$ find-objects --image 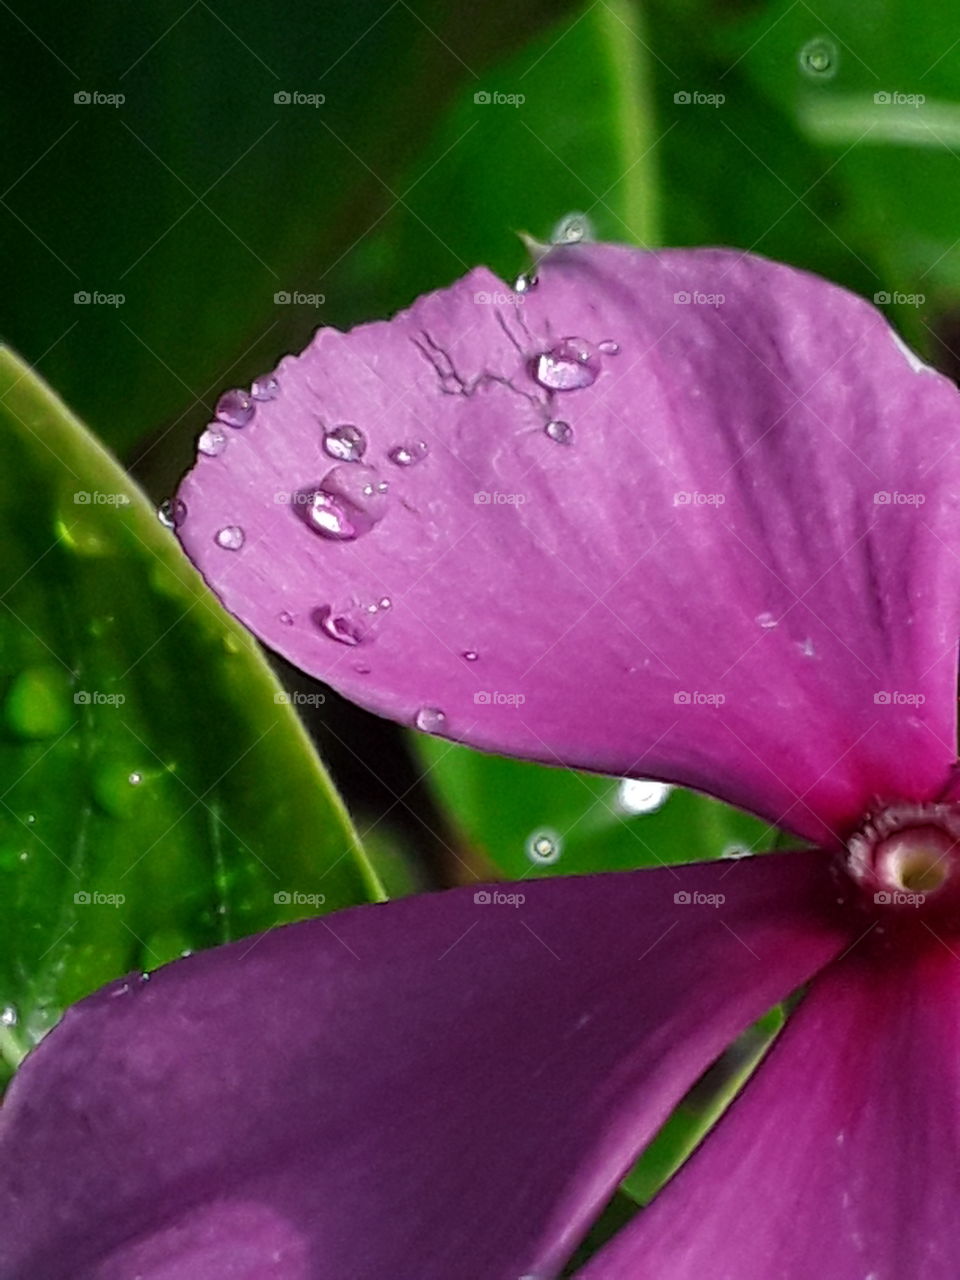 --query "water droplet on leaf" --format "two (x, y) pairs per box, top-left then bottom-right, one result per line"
(5, 665), (73, 740)
(799, 36), (837, 79)
(157, 498), (187, 529)
(527, 830), (562, 864)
